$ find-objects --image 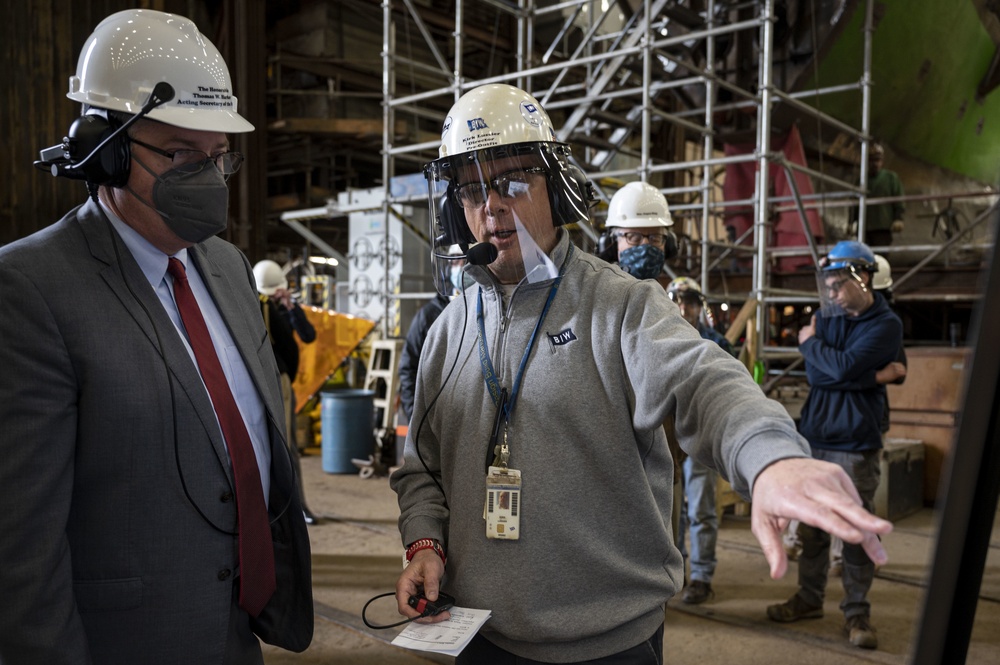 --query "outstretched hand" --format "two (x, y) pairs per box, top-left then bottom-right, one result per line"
(751, 457), (892, 579)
